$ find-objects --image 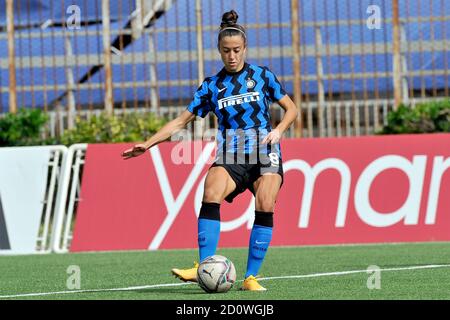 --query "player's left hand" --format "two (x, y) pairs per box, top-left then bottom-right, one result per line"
(262, 129), (281, 145)
(121, 144), (147, 159)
